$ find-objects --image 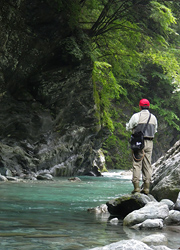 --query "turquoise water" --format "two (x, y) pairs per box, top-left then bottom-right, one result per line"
(0, 171), (179, 250)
